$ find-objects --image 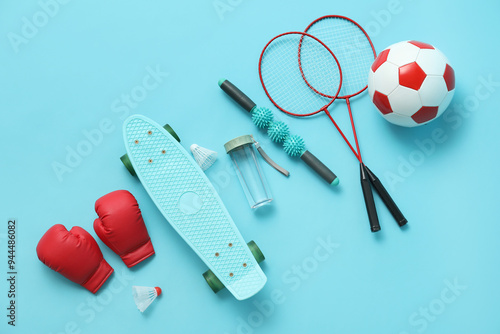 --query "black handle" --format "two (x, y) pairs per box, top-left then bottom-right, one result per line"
(219, 79), (256, 113)
(360, 163), (380, 232)
(364, 165), (407, 227)
(300, 150), (339, 186)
